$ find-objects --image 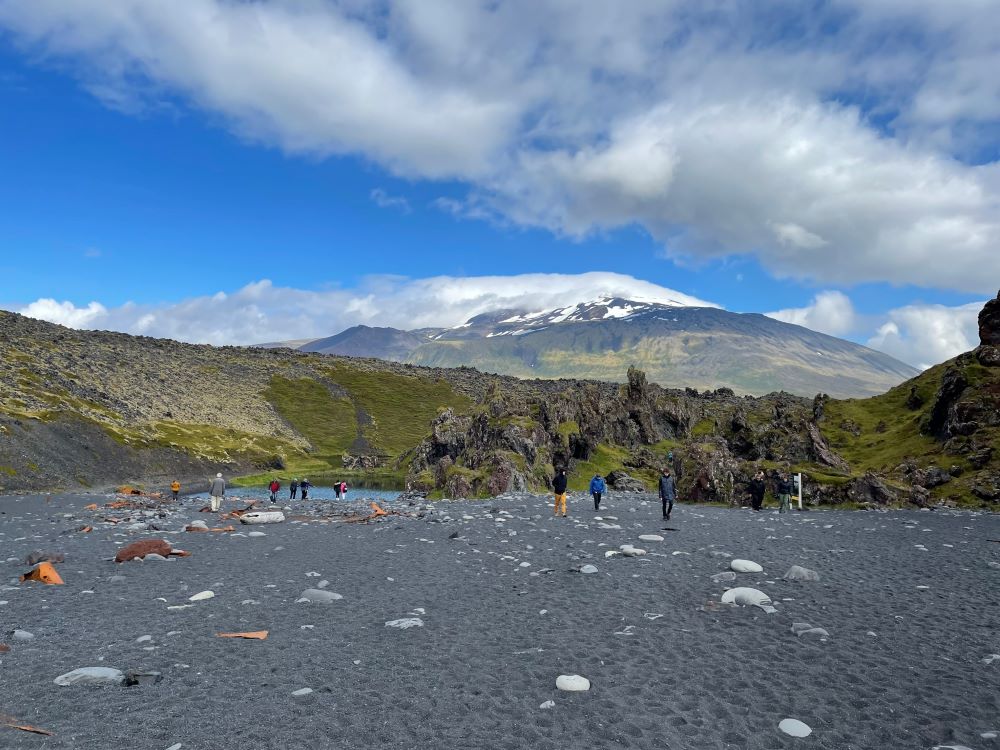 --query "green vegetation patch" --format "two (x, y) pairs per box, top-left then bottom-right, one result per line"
(264, 376), (358, 461)
(324, 364), (474, 456)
